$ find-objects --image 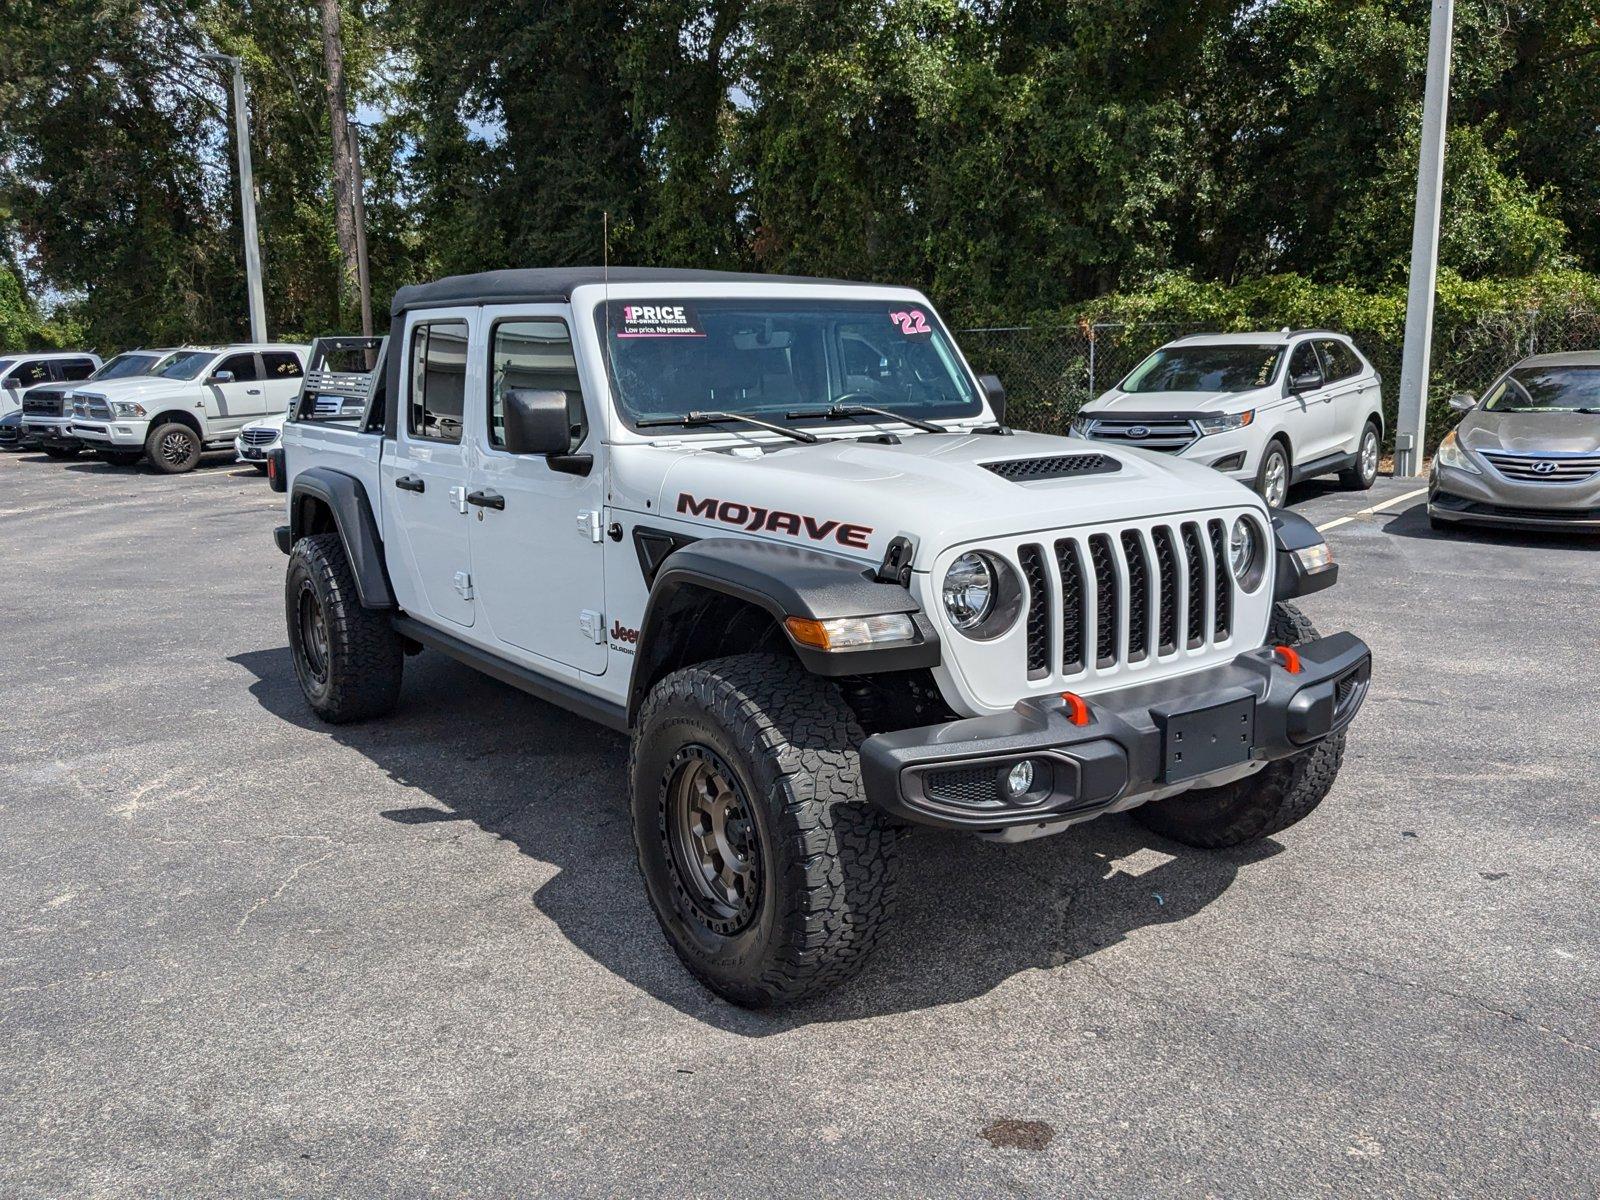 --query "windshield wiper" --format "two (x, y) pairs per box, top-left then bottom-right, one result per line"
(636, 410), (820, 444)
(786, 403), (945, 434)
